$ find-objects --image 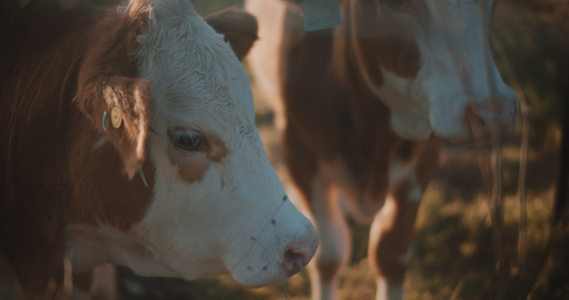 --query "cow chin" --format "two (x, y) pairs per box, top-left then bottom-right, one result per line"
(223, 220), (318, 287)
(123, 247), (297, 288)
(431, 117), (514, 147)
(429, 113), (486, 146)
(429, 97), (518, 146)
(227, 263), (291, 288)
(128, 257), (291, 288)
(125, 187), (318, 287)
(123, 235), (303, 288)
(225, 236), (318, 287)
(222, 205), (318, 286)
